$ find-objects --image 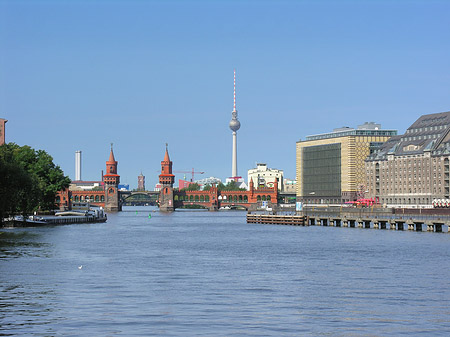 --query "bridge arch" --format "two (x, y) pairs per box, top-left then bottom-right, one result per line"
(120, 191), (158, 206)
